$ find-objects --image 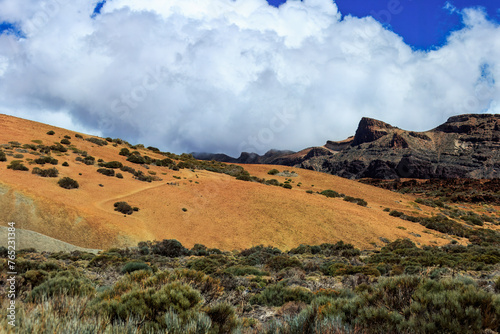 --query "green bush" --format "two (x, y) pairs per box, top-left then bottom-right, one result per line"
(119, 148), (130, 156)
(343, 196), (368, 206)
(32, 167), (58, 177)
(205, 302), (239, 334)
(250, 282), (313, 306)
(49, 143), (67, 152)
(320, 189), (341, 198)
(7, 160), (29, 171)
(28, 270), (95, 302)
(75, 133), (83, 138)
(152, 239), (189, 257)
(94, 281), (202, 323)
(224, 265), (269, 276)
(98, 161), (123, 169)
(85, 137), (108, 146)
(268, 169), (279, 175)
(60, 138), (71, 145)
(0, 150), (6, 162)
(116, 173), (123, 179)
(34, 156), (58, 165)
(62, 161), (69, 167)
(121, 261), (151, 274)
(46, 130), (55, 135)
(127, 154), (146, 164)
(114, 201), (133, 215)
(97, 168), (115, 177)
(58, 177), (79, 189)
(266, 255), (302, 272)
